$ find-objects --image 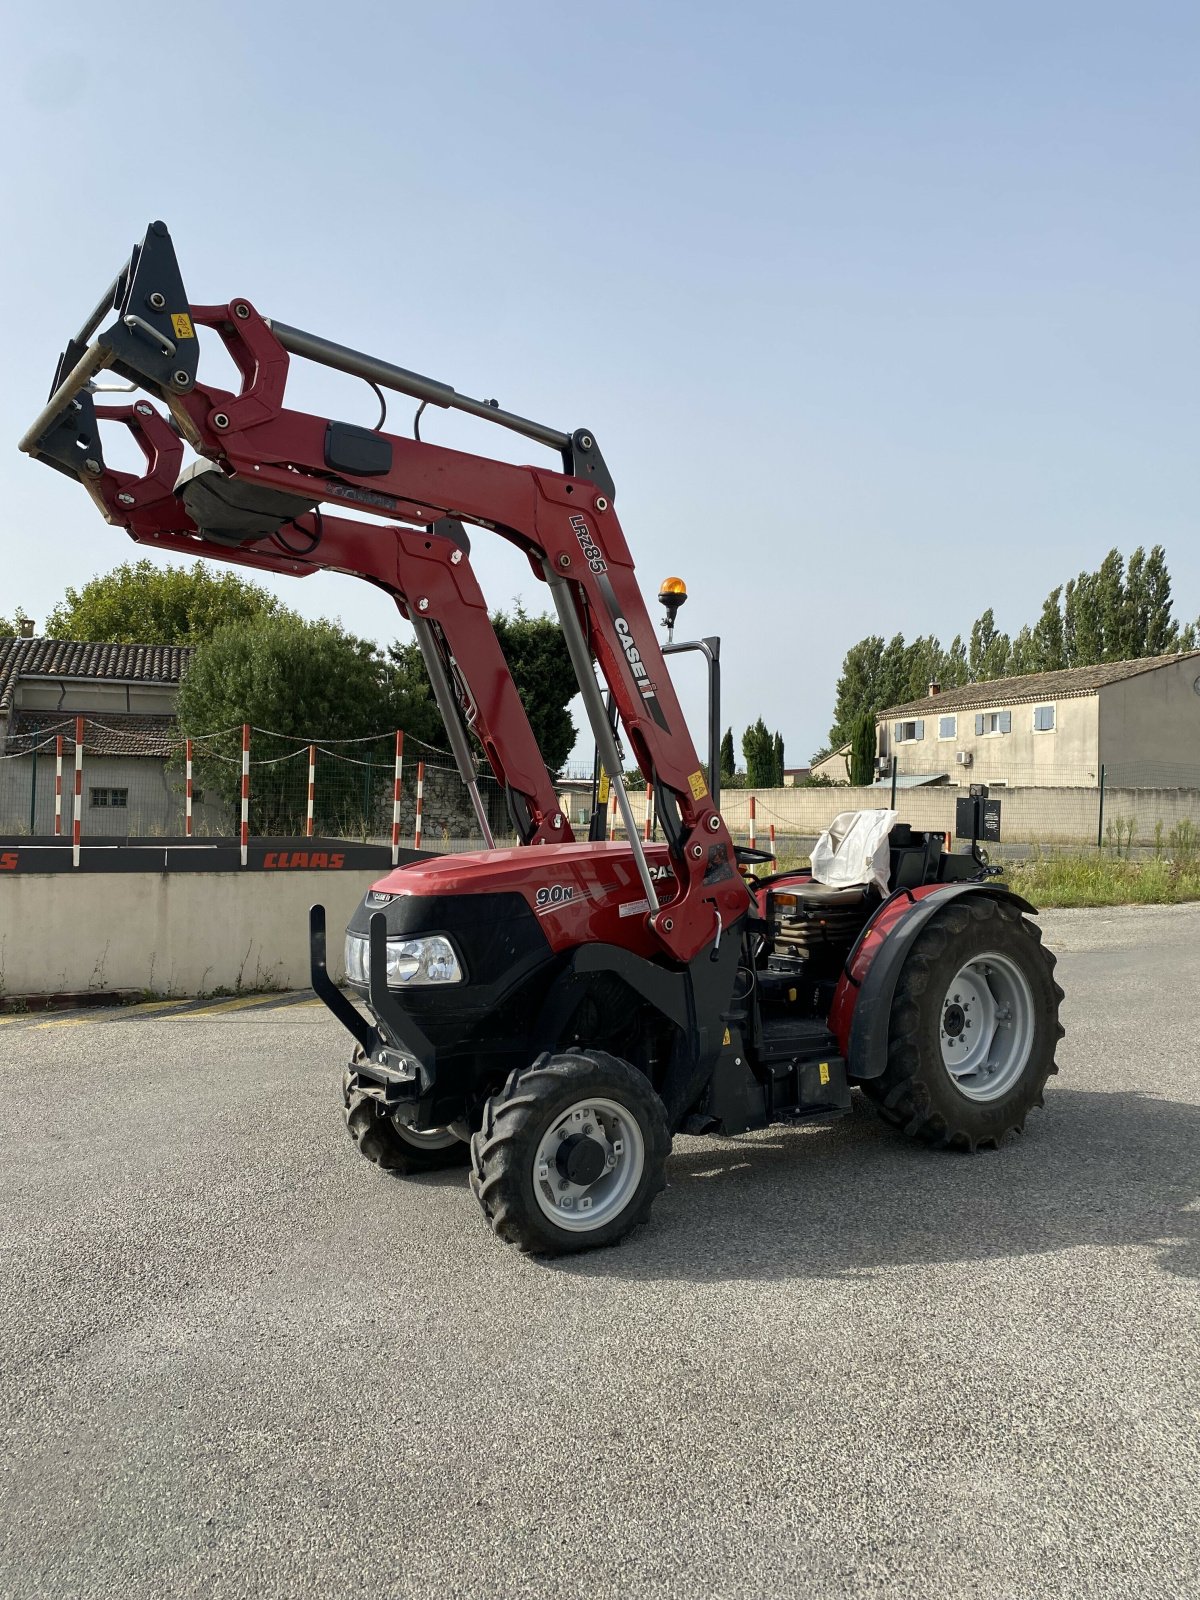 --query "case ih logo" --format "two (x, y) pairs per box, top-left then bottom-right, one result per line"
(615, 616), (658, 702)
(570, 514), (606, 574)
